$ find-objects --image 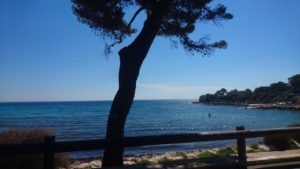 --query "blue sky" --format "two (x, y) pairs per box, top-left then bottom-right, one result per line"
(0, 0), (300, 102)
